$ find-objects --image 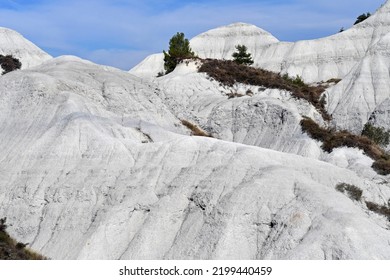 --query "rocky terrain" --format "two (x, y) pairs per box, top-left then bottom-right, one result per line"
(0, 1), (390, 260)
